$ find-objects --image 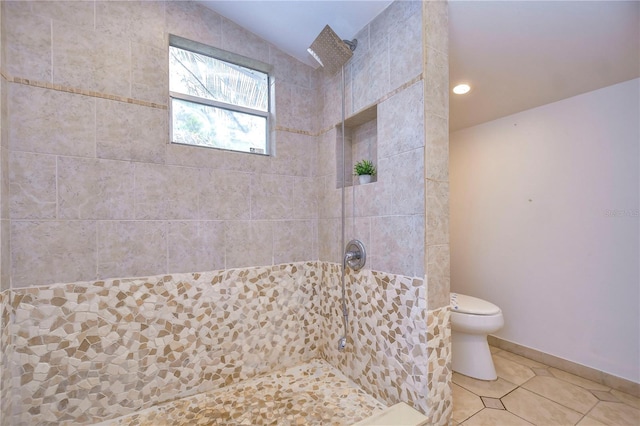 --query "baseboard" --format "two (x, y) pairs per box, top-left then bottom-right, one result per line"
(488, 335), (640, 398)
